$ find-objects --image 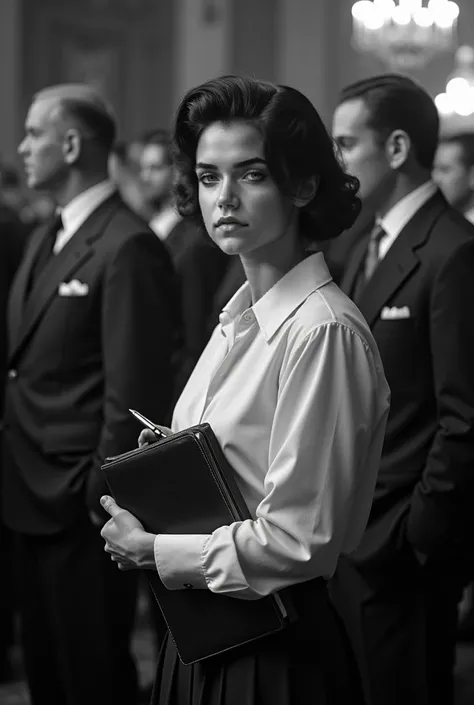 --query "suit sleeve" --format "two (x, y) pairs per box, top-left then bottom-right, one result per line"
(86, 230), (179, 515)
(406, 238), (474, 560)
